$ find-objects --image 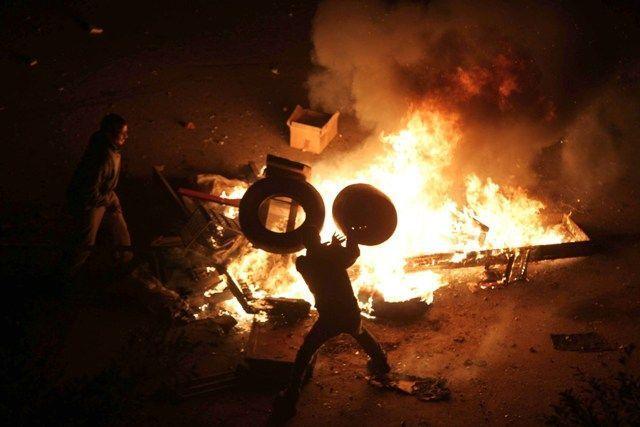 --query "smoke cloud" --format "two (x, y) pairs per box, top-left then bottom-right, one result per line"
(307, 0), (640, 202)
